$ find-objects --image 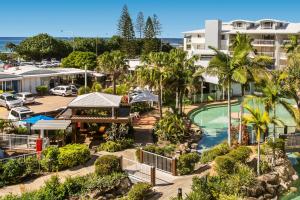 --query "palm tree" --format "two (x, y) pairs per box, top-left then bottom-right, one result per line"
(284, 35), (299, 54)
(97, 50), (128, 94)
(206, 40), (251, 146)
(243, 104), (282, 175)
(166, 49), (199, 115)
(138, 52), (170, 118)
